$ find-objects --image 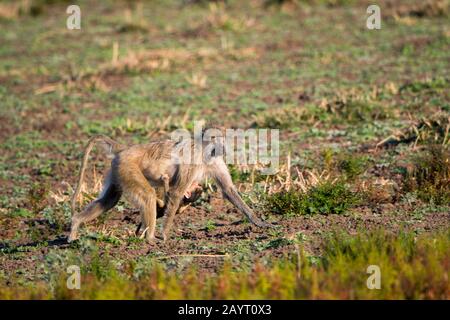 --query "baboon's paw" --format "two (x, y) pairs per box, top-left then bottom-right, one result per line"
(145, 234), (162, 244)
(67, 234), (79, 243)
